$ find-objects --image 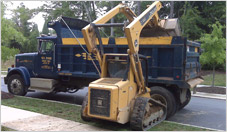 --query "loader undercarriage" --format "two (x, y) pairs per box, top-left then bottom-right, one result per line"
(130, 96), (167, 130)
